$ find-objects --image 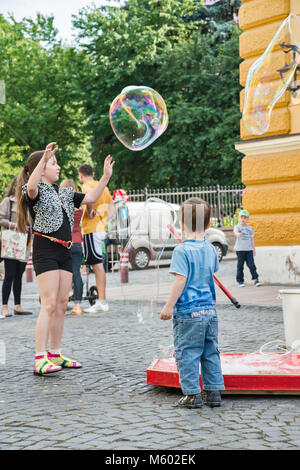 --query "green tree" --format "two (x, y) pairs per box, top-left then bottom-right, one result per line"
(73, 0), (242, 189)
(0, 140), (27, 196)
(0, 0), (243, 195)
(72, 0), (200, 185)
(0, 14), (91, 194)
(188, 0), (241, 40)
(151, 27), (242, 186)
